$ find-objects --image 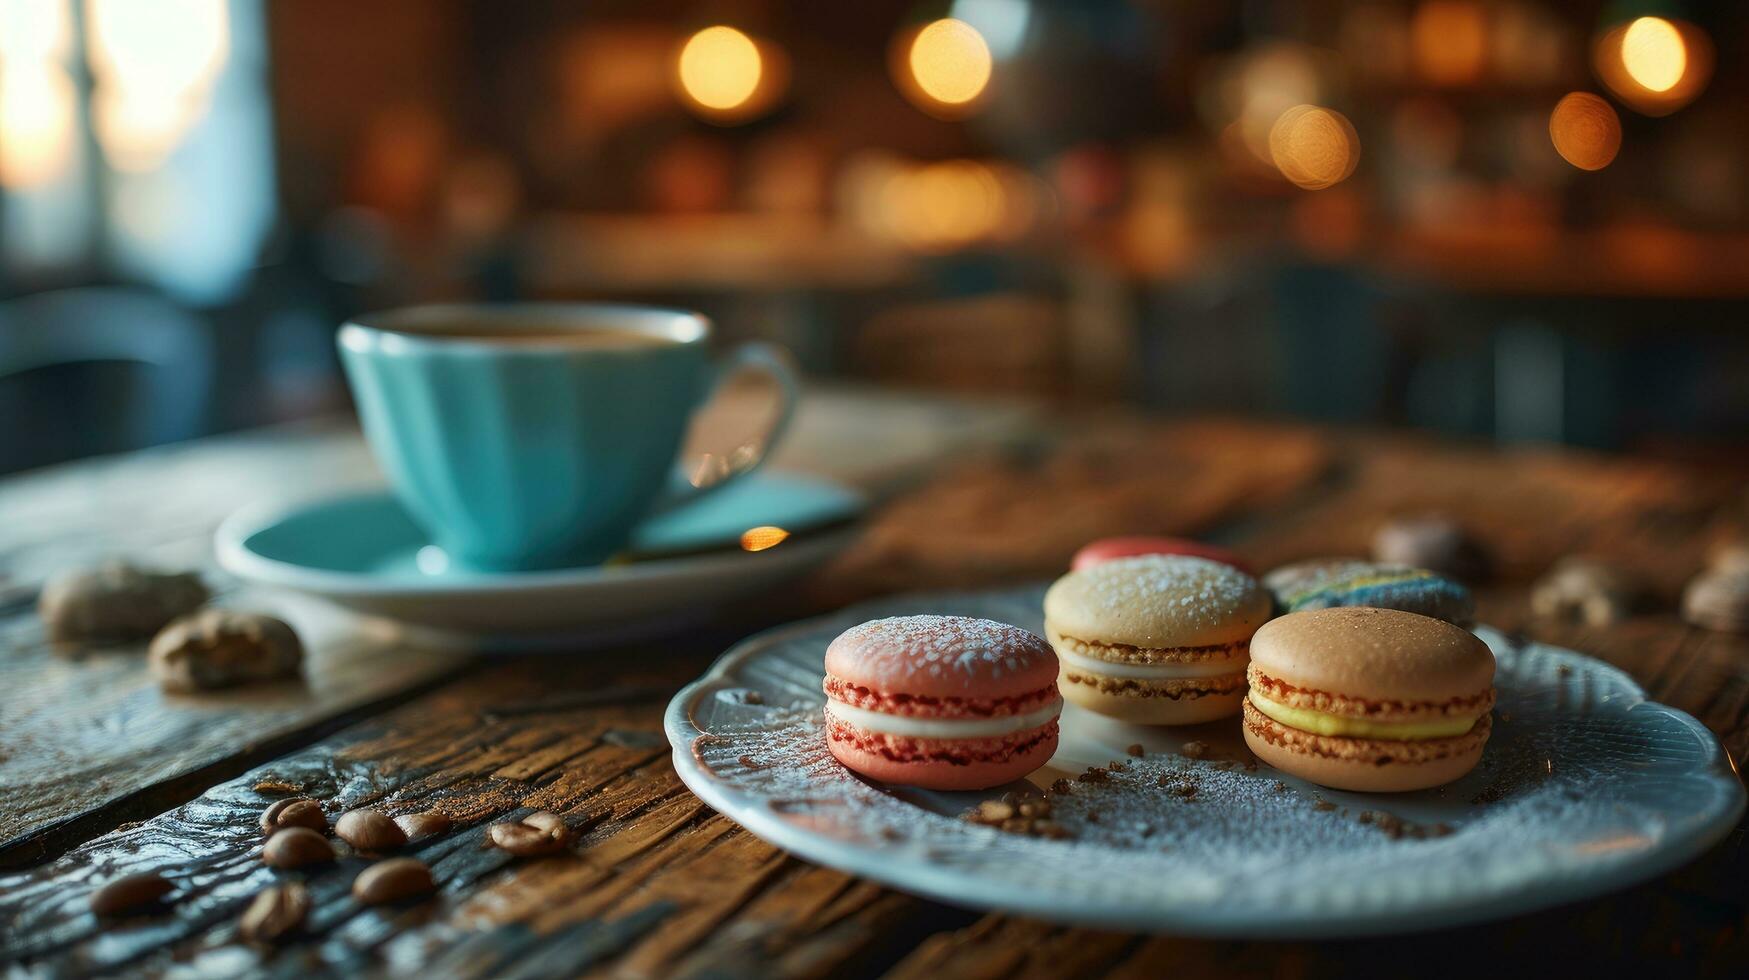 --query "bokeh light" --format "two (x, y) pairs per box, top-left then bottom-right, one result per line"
(675, 26), (786, 123)
(1593, 17), (1711, 117)
(740, 526), (791, 552)
(87, 0), (231, 172)
(678, 27), (761, 111)
(1269, 105), (1360, 190)
(1621, 17), (1685, 93)
(898, 18), (992, 116)
(1548, 92), (1620, 171)
(882, 159), (1006, 251)
(1411, 1), (1487, 86)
